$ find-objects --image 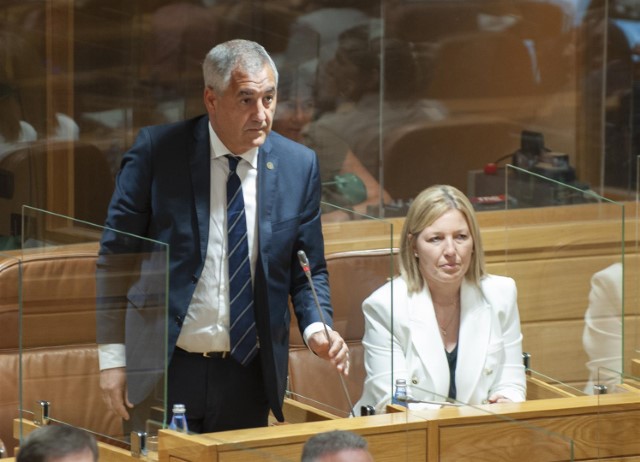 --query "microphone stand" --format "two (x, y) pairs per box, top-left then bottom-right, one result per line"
(297, 250), (356, 417)
(397, 395), (462, 407)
